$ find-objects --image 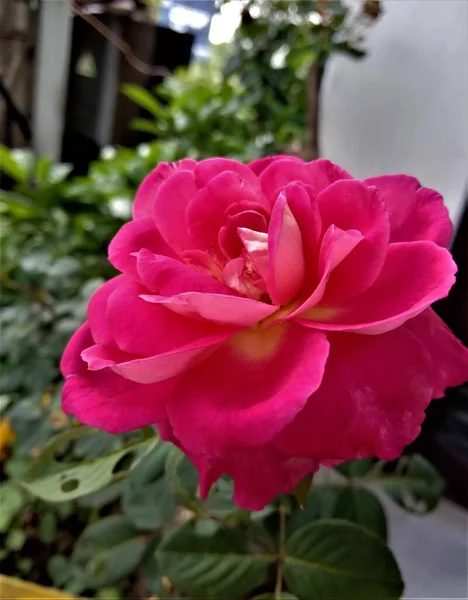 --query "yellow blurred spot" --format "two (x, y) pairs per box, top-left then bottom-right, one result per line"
(0, 418), (16, 460)
(301, 305), (339, 321)
(41, 392), (53, 407)
(230, 323), (286, 361)
(0, 574), (84, 599)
